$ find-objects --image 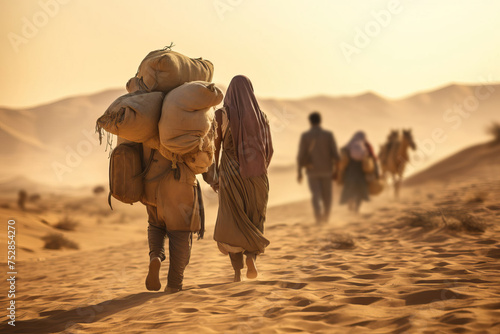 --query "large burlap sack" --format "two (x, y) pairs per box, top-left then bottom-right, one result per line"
(133, 48), (214, 93)
(159, 81), (223, 156)
(96, 91), (164, 144)
(156, 163), (201, 232)
(183, 130), (215, 174)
